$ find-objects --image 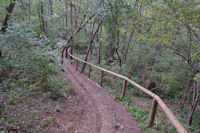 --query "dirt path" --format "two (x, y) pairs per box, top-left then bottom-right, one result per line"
(63, 59), (140, 133)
